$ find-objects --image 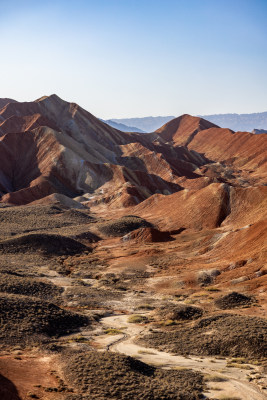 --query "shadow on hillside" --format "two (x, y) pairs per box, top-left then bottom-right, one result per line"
(0, 373), (21, 400)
